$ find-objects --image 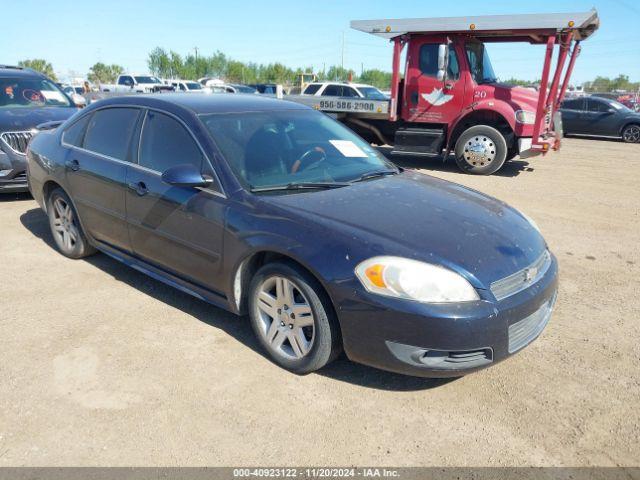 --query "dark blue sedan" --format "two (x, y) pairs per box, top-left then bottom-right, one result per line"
(26, 94), (558, 377)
